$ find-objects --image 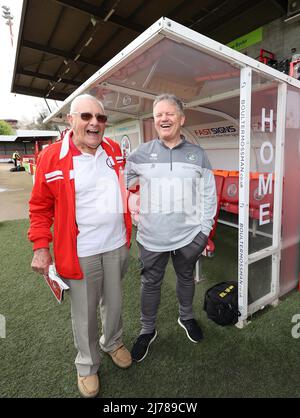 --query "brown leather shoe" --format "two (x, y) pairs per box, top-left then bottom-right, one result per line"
(77, 374), (100, 398)
(108, 344), (132, 369)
